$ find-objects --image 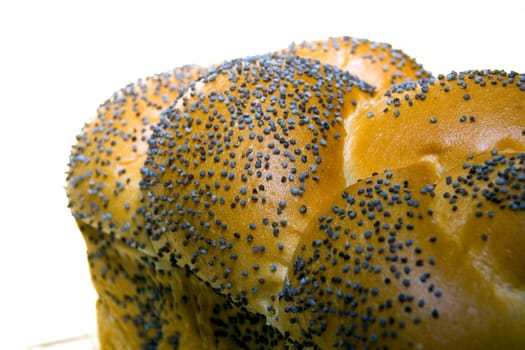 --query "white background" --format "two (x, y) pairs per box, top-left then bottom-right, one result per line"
(1, 0), (523, 348)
